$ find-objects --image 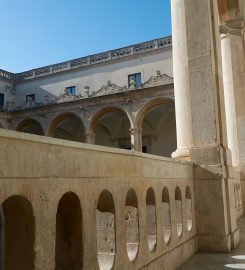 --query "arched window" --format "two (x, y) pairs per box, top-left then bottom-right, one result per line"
(146, 188), (157, 252)
(186, 186), (192, 231)
(55, 192), (83, 270)
(96, 190), (115, 270)
(175, 187), (183, 238)
(2, 195), (35, 270)
(125, 189), (139, 262)
(162, 187), (171, 244)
